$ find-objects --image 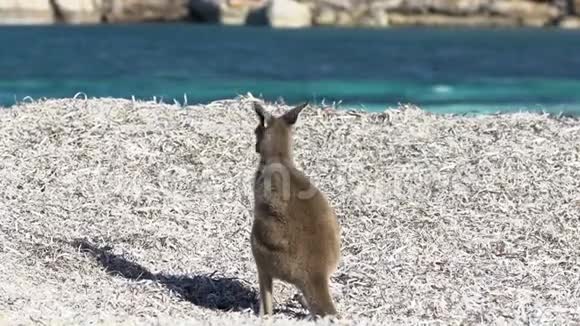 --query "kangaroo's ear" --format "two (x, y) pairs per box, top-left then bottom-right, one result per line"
(282, 102), (308, 125)
(254, 102), (270, 127)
